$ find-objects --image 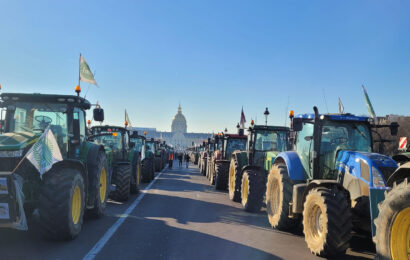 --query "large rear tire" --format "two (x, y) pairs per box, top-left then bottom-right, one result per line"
(241, 169), (266, 212)
(266, 163), (297, 230)
(141, 159), (151, 183)
(110, 164), (131, 201)
(215, 162), (229, 190)
(228, 157), (242, 202)
(87, 151), (109, 218)
(374, 179), (410, 260)
(39, 168), (85, 240)
(303, 187), (352, 257)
